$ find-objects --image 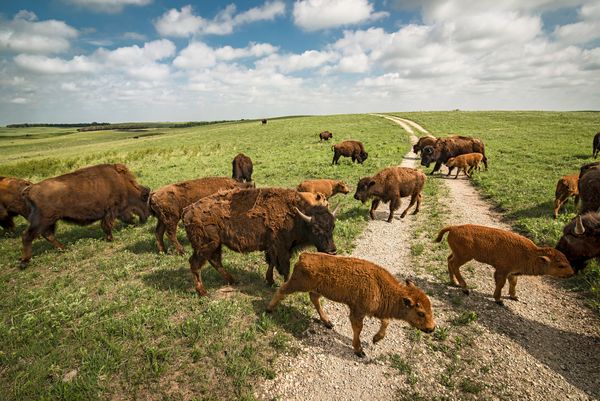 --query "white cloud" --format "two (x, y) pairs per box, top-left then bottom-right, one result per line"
(10, 97), (29, 104)
(0, 11), (78, 54)
(257, 50), (338, 73)
(14, 54), (98, 74)
(215, 43), (279, 61)
(64, 0), (152, 13)
(154, 1), (285, 37)
(554, 3), (600, 44)
(174, 41), (278, 69)
(122, 32), (147, 41)
(293, 0), (388, 31)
